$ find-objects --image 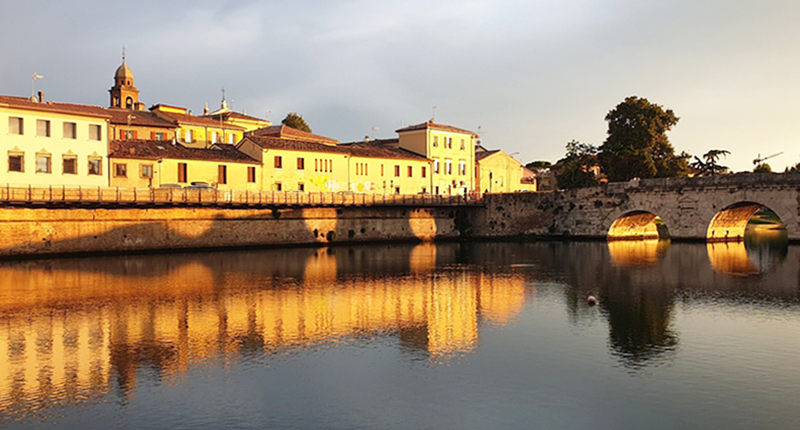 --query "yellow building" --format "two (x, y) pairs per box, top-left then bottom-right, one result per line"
(0, 95), (110, 187)
(238, 126), (432, 194)
(476, 149), (537, 193)
(203, 97), (271, 132)
(338, 139), (432, 194)
(109, 140), (260, 190)
(151, 104), (246, 149)
(396, 120), (478, 195)
(237, 126), (349, 192)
